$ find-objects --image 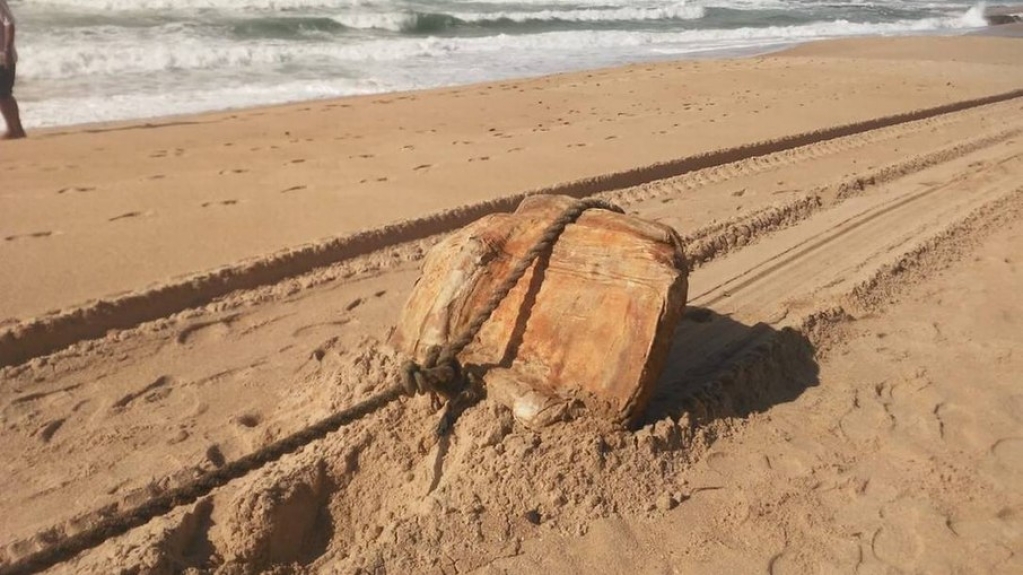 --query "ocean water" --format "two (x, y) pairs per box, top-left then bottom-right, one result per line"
(9, 0), (988, 128)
